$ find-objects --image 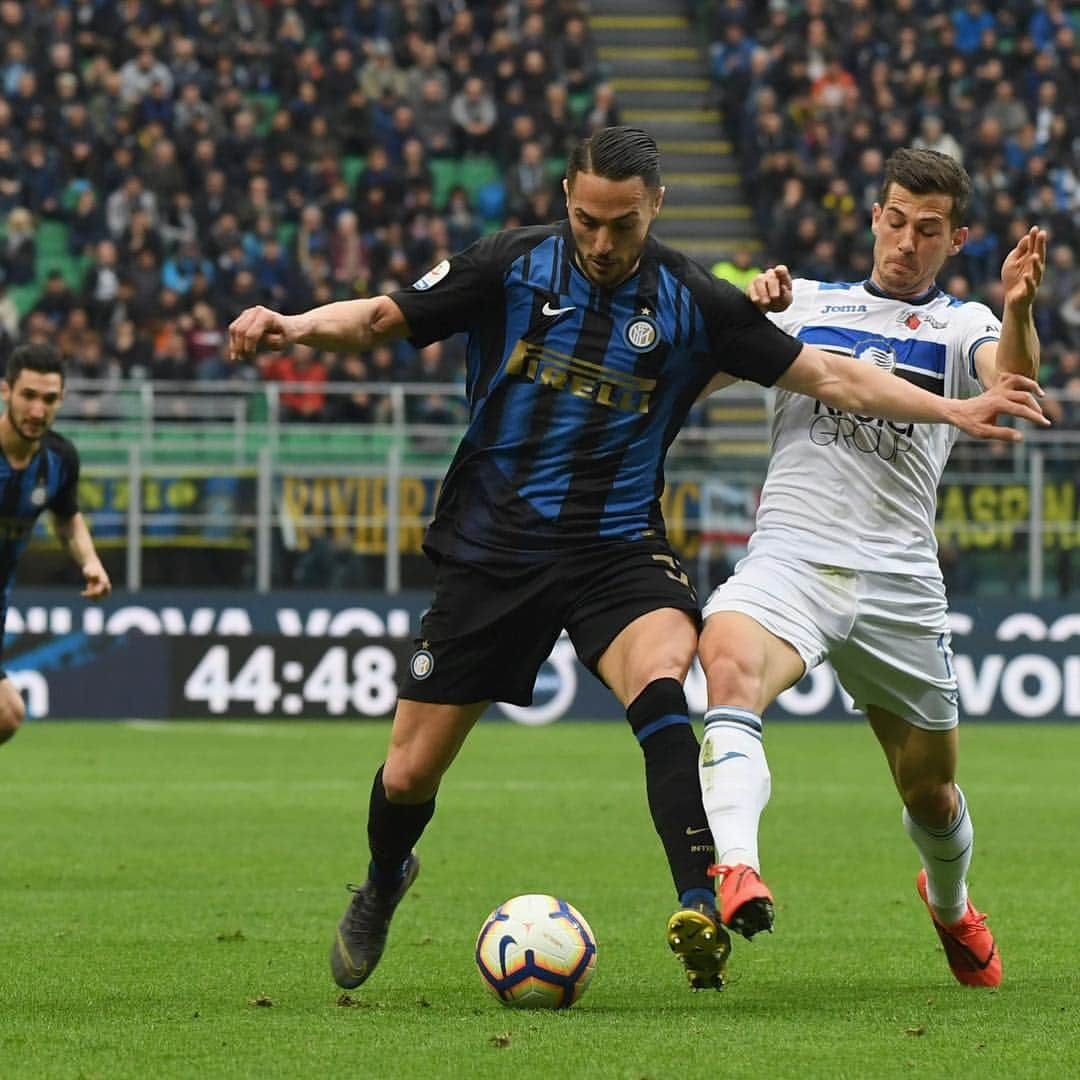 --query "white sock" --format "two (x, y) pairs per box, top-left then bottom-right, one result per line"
(699, 707), (771, 871)
(903, 785), (973, 926)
